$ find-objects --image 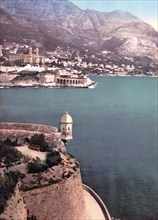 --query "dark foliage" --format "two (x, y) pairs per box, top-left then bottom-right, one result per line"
(3, 137), (19, 147)
(3, 138), (12, 146)
(0, 141), (22, 165)
(29, 134), (49, 152)
(12, 74), (39, 82)
(27, 157), (48, 173)
(27, 151), (62, 173)
(46, 151), (61, 167)
(0, 171), (20, 214)
(27, 215), (37, 220)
